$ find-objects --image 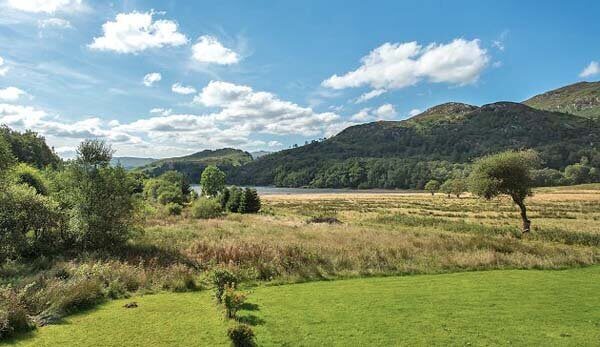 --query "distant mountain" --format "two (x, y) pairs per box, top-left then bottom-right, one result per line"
(250, 151), (271, 159)
(231, 101), (600, 188)
(111, 157), (156, 169)
(524, 81), (600, 119)
(138, 148), (253, 183)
